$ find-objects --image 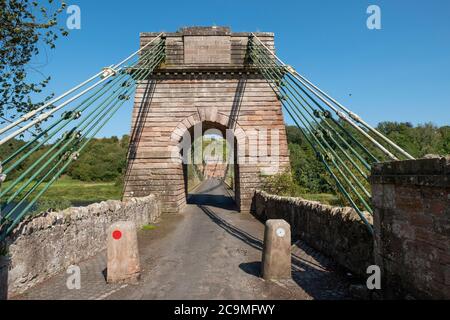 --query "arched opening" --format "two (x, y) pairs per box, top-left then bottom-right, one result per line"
(179, 121), (239, 211)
